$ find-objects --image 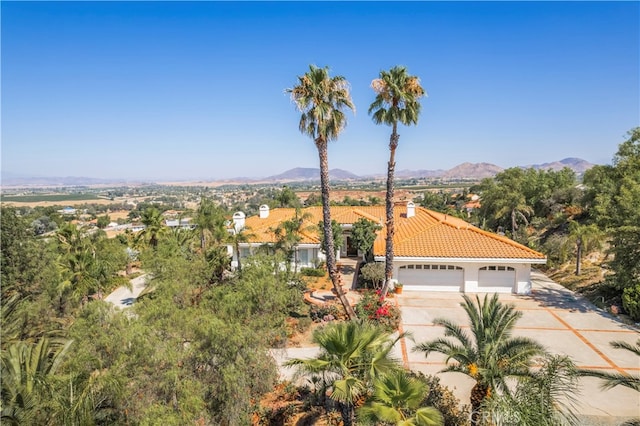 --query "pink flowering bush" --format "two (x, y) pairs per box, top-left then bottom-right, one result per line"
(354, 290), (401, 332)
